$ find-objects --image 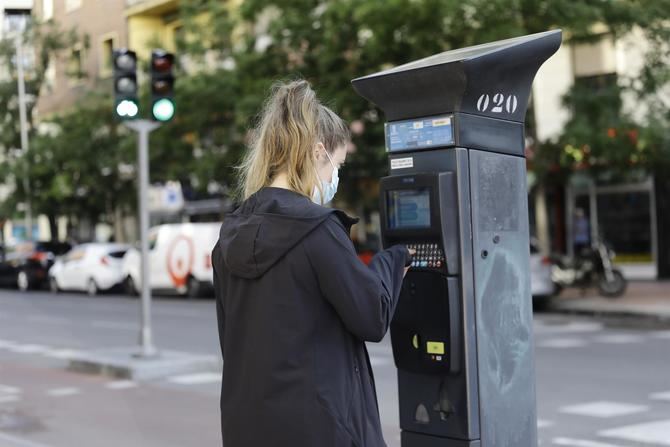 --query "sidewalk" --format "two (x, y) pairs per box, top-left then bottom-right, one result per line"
(548, 281), (670, 325)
